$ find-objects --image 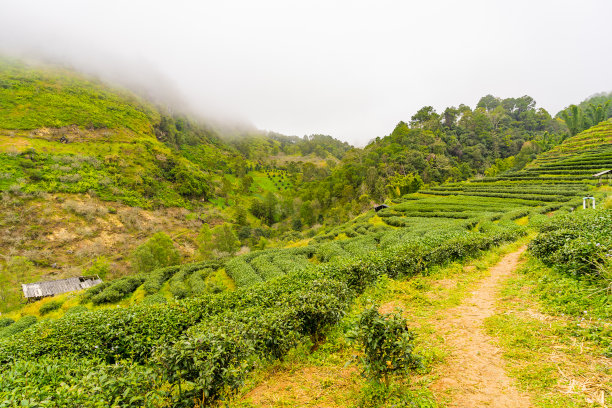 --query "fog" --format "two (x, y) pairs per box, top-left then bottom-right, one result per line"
(1, 0), (611, 146)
